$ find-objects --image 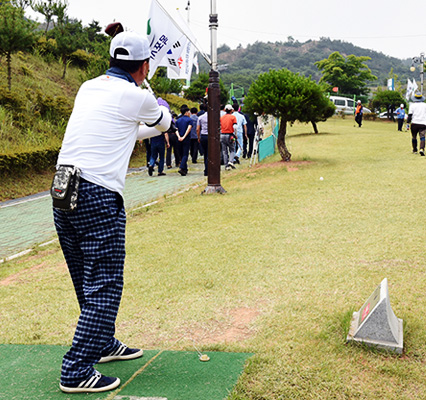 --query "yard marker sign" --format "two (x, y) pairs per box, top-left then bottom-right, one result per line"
(347, 278), (403, 353)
